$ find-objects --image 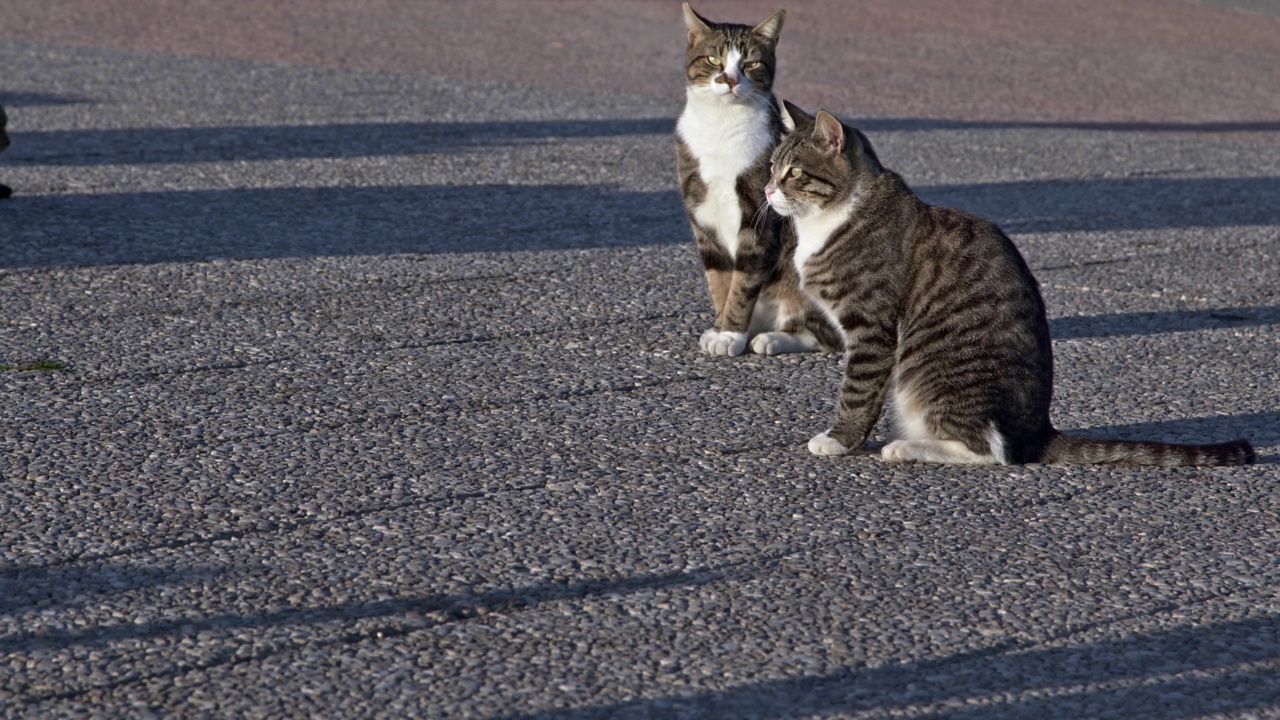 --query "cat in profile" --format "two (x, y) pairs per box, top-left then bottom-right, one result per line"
(765, 101), (1255, 466)
(0, 104), (10, 199)
(676, 4), (840, 357)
